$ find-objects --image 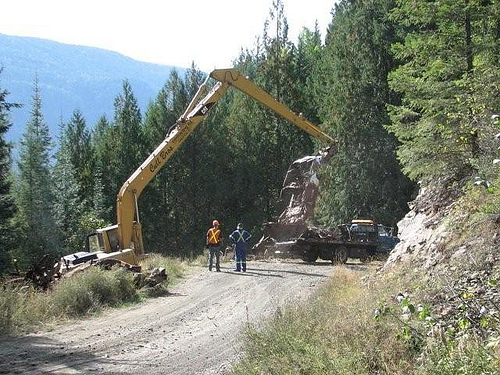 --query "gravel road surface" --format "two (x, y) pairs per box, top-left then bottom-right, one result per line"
(0, 259), (349, 375)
